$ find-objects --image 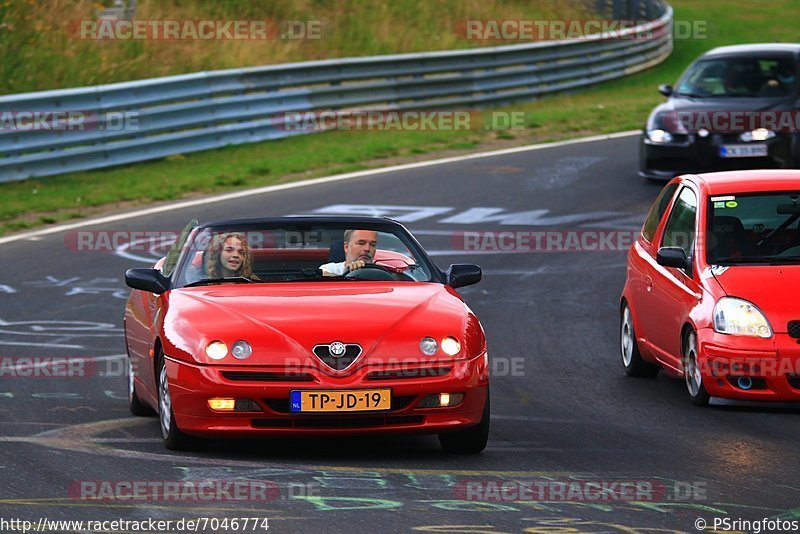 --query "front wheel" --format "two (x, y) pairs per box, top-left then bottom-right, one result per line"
(157, 354), (192, 450)
(683, 330), (710, 406)
(439, 389), (490, 454)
